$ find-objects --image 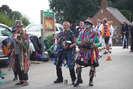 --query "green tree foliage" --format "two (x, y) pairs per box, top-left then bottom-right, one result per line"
(22, 17), (30, 27)
(12, 11), (22, 20)
(49, 0), (101, 23)
(49, 0), (133, 23)
(0, 5), (12, 16)
(0, 12), (14, 27)
(0, 5), (30, 27)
